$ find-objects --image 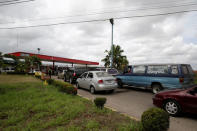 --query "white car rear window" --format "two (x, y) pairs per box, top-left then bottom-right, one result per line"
(96, 72), (112, 77)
